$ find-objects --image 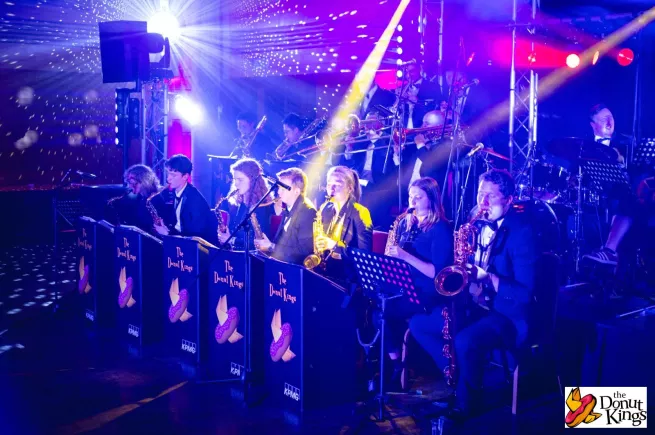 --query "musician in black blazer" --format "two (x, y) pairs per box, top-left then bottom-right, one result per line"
(152, 154), (218, 245)
(454, 169), (538, 417)
(254, 168), (316, 265)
